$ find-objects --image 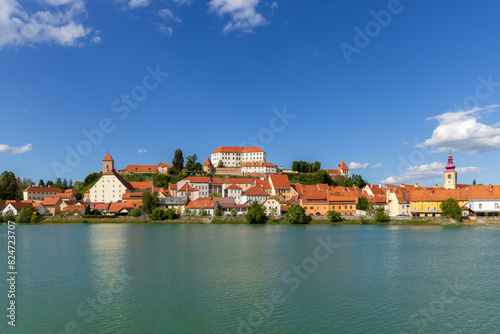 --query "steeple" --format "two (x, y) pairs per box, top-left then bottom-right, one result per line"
(103, 152), (114, 173)
(445, 150), (456, 172)
(444, 151), (457, 190)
